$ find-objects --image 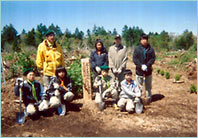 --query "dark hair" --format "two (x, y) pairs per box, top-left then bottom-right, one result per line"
(124, 69), (132, 75)
(140, 34), (149, 41)
(55, 66), (67, 78)
(95, 39), (104, 49)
